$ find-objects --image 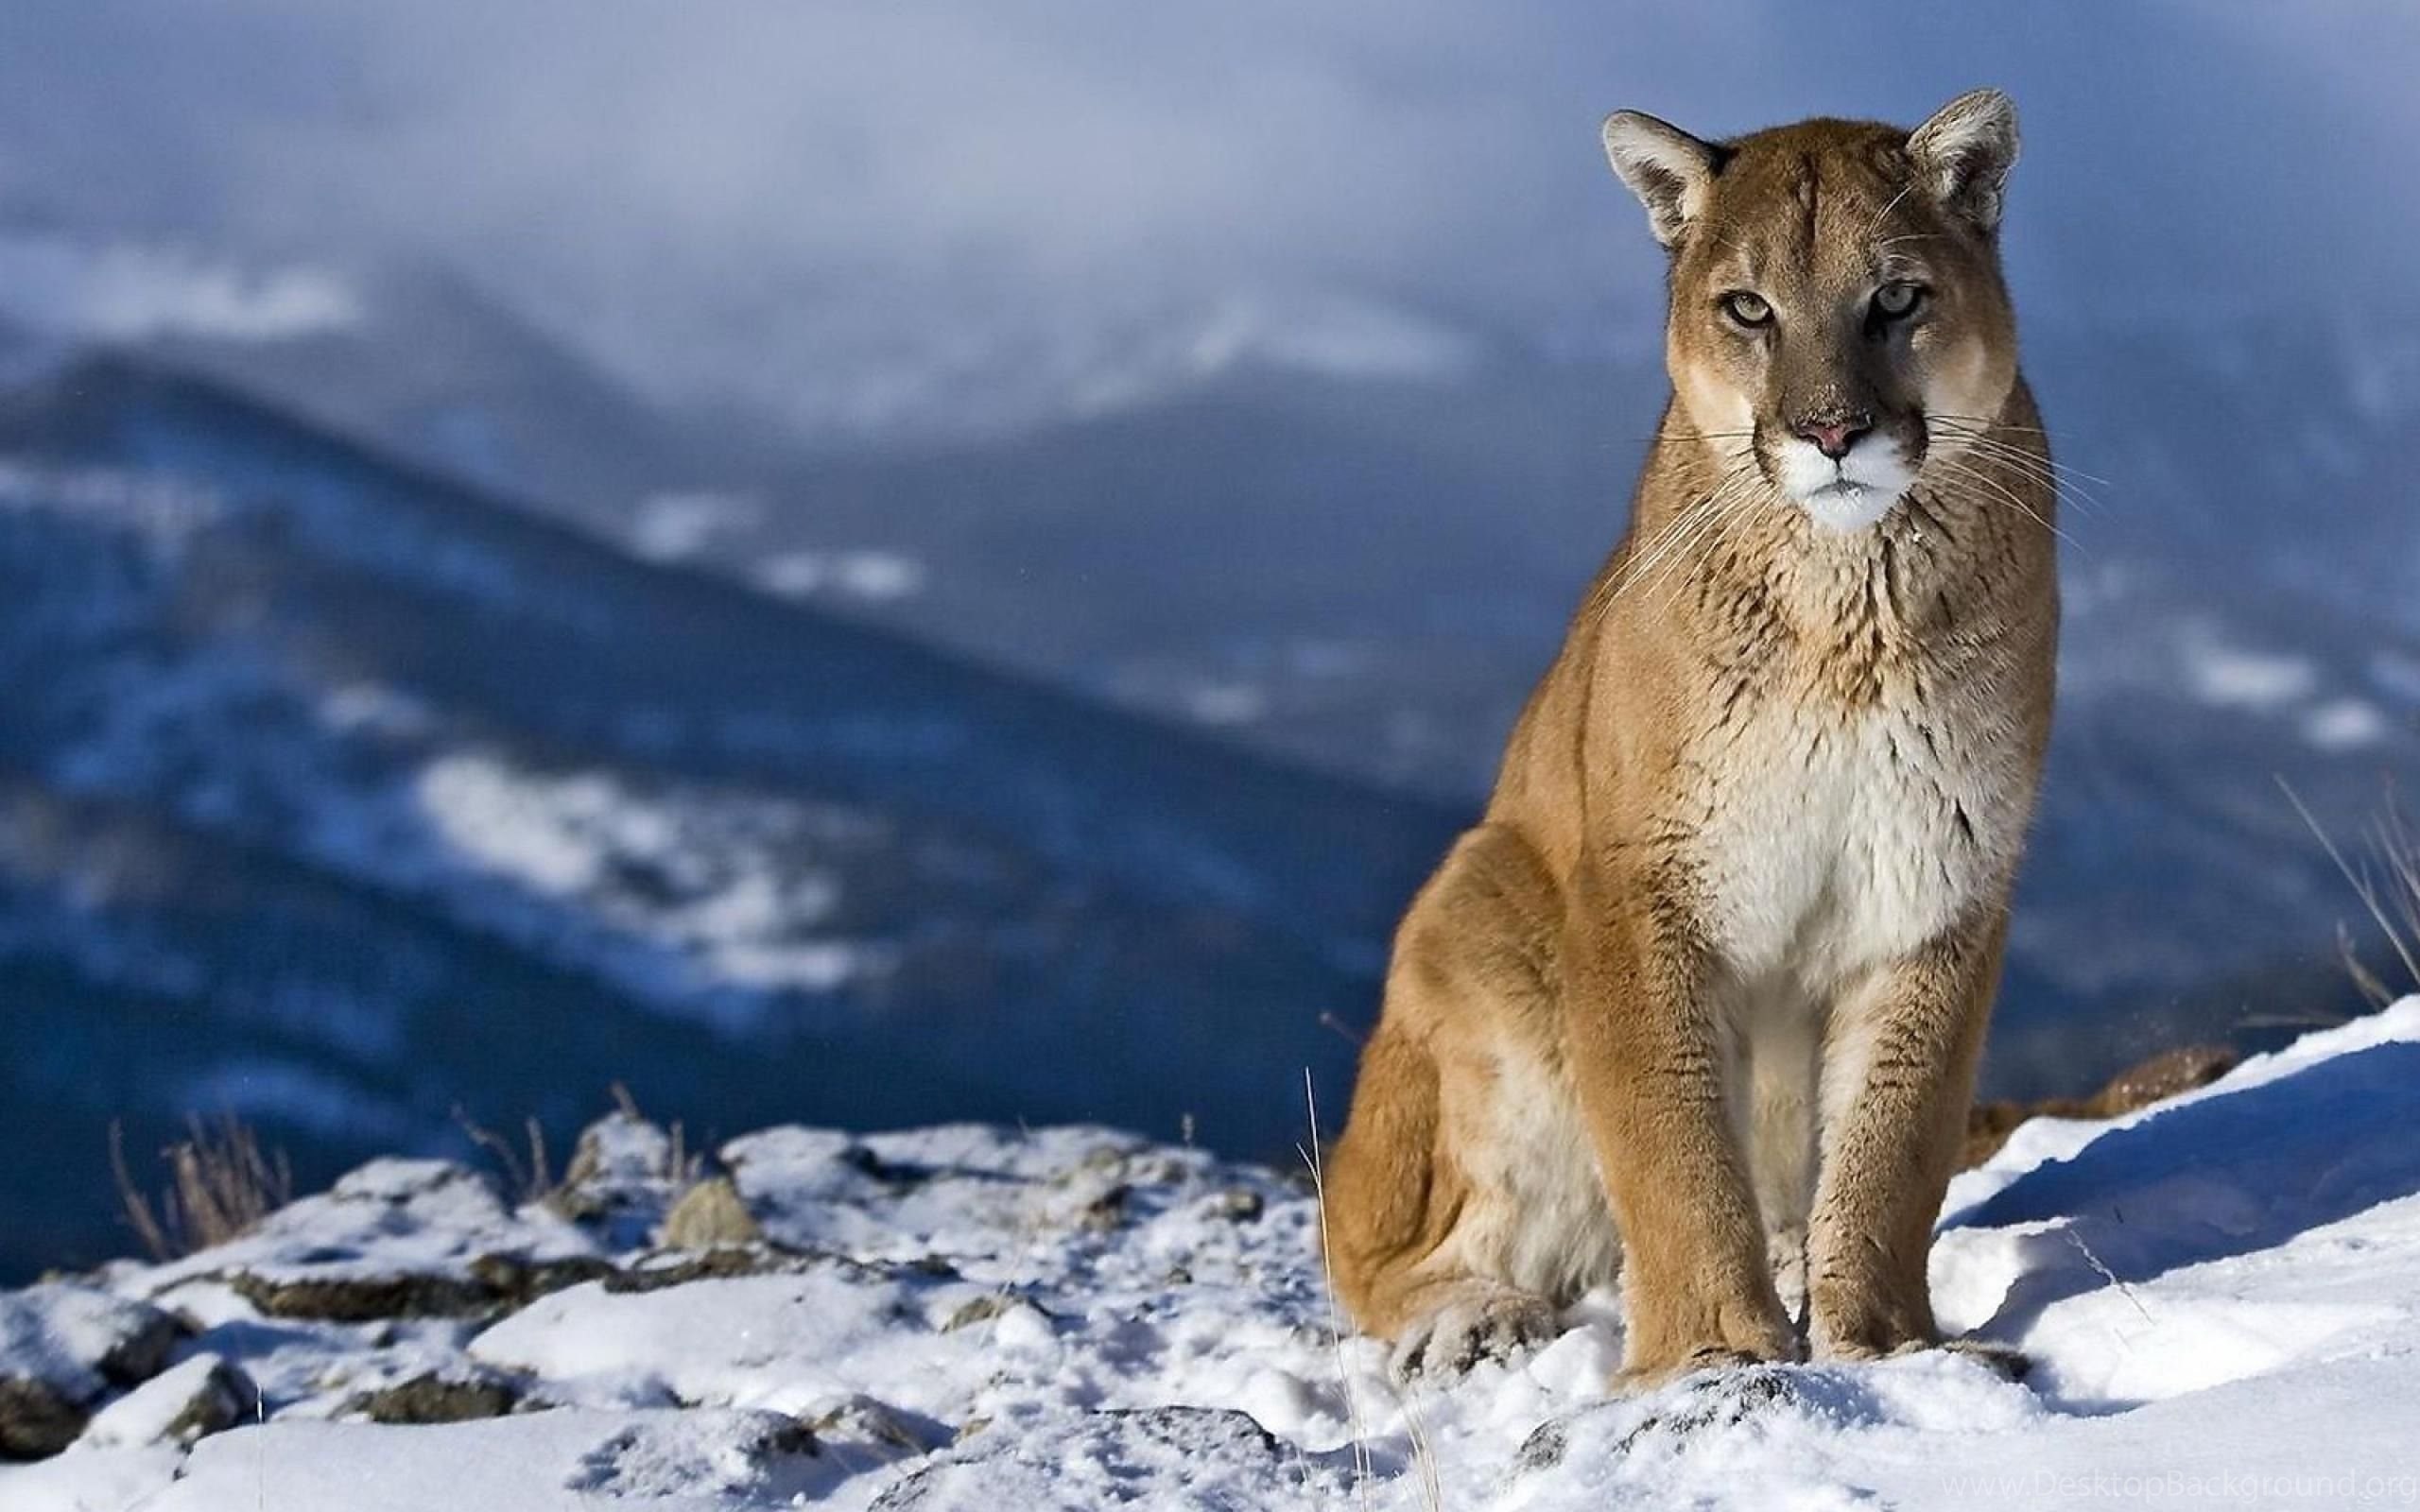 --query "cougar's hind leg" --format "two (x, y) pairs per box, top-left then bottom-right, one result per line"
(1325, 826), (1616, 1377)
